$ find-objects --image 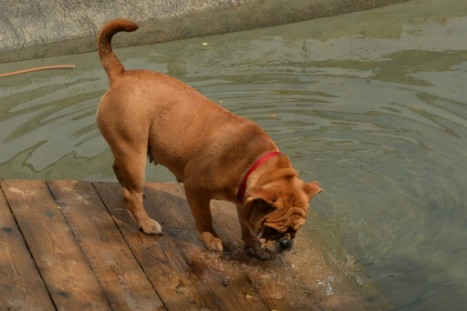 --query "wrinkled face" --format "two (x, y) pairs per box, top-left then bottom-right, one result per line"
(239, 157), (321, 259)
(242, 180), (320, 260)
(247, 197), (307, 260)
